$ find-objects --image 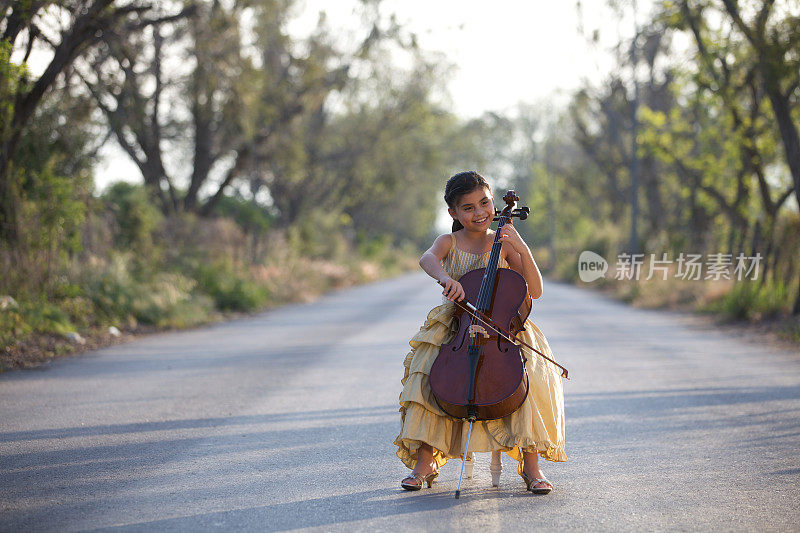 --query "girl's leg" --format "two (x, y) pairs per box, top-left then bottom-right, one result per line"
(401, 442), (438, 489)
(410, 443), (436, 476)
